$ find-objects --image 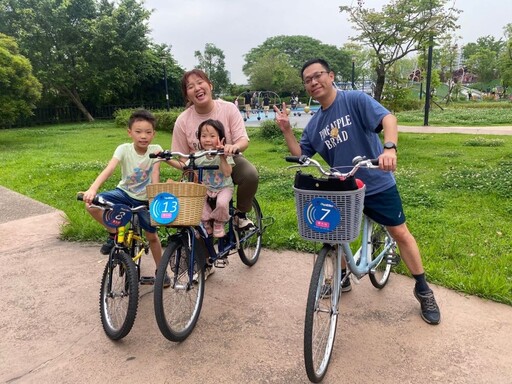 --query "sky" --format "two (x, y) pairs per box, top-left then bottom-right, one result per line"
(143, 0), (512, 84)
